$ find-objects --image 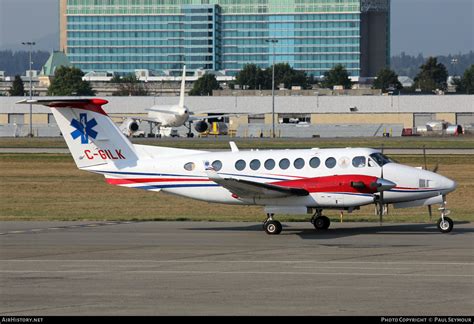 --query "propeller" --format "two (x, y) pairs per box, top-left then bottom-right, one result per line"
(423, 146), (439, 221)
(371, 176), (396, 225)
(379, 165), (385, 225)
